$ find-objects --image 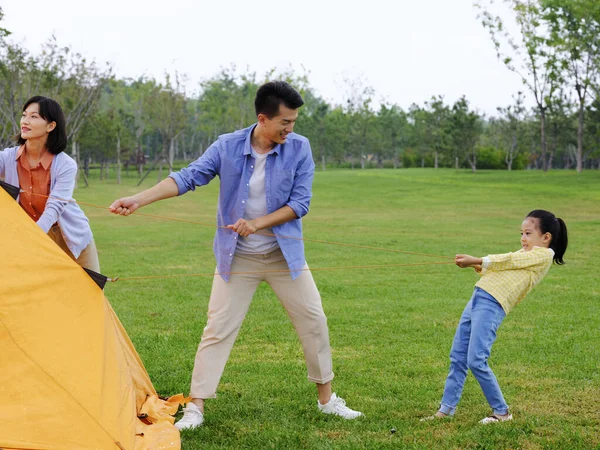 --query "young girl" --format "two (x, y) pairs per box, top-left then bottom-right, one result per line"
(423, 209), (568, 424)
